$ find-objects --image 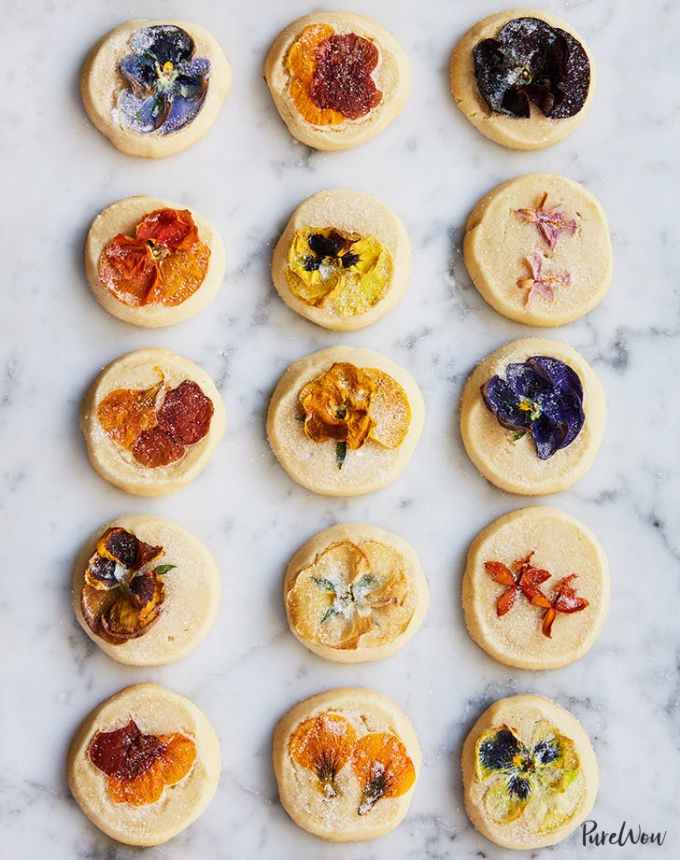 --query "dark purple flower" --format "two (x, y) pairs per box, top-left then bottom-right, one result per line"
(473, 17), (590, 119)
(116, 25), (210, 135)
(481, 356), (584, 460)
